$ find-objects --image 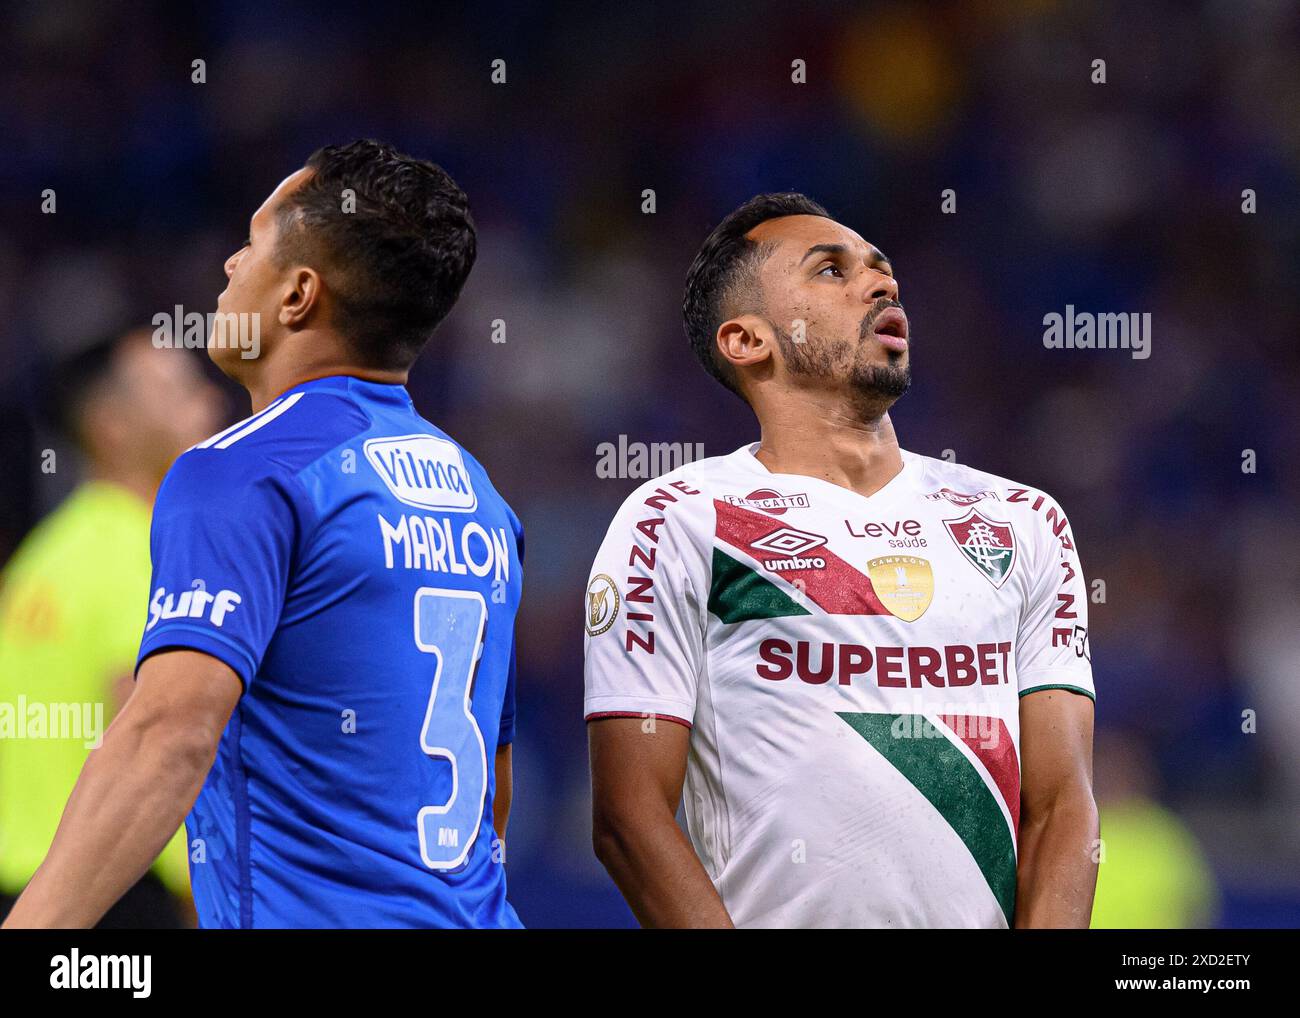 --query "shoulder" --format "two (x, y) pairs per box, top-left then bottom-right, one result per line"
(437, 428), (512, 517)
(398, 415), (523, 545)
(192, 388), (370, 467)
(592, 447), (770, 576)
(173, 389), (373, 485)
(603, 449), (746, 533)
(903, 450), (1080, 553)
